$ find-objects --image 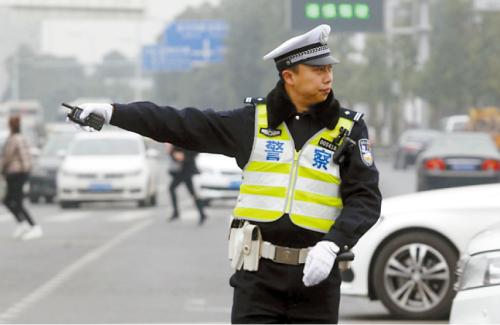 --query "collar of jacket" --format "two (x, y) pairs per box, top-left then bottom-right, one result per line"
(265, 80), (341, 130)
